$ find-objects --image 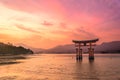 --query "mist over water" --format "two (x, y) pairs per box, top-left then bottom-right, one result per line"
(0, 54), (120, 80)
